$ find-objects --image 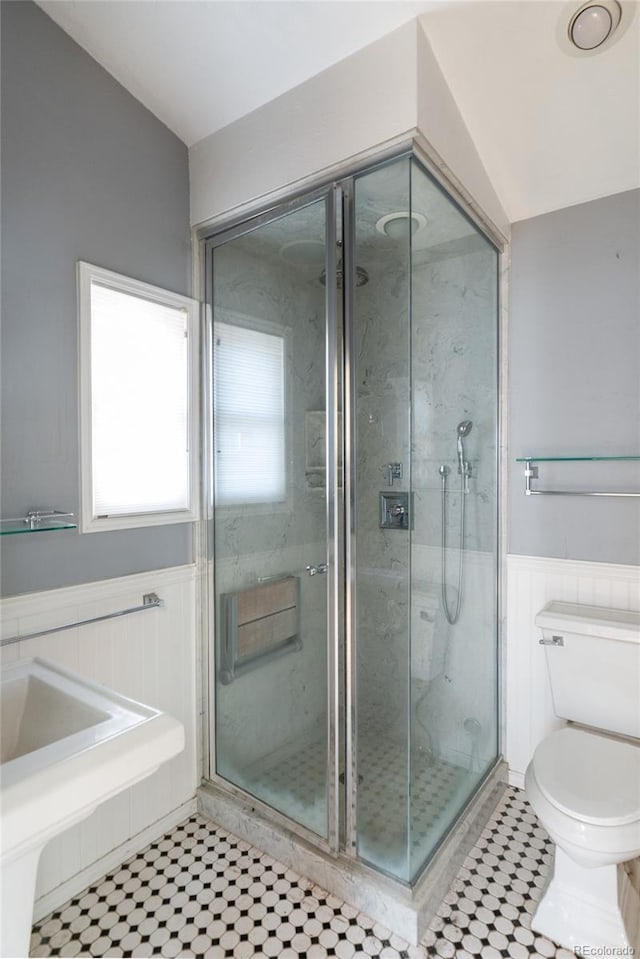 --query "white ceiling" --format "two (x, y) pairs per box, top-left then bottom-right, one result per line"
(419, 1), (640, 221)
(36, 1), (436, 145)
(37, 0), (640, 222)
